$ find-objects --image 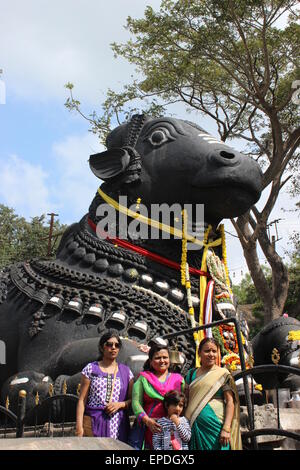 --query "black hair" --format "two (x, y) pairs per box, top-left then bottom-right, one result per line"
(163, 390), (185, 412)
(143, 343), (170, 371)
(98, 330), (122, 360)
(198, 337), (219, 354)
